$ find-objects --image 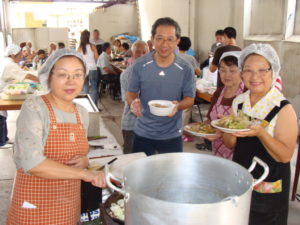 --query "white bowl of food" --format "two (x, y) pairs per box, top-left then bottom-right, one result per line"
(148, 100), (175, 116)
